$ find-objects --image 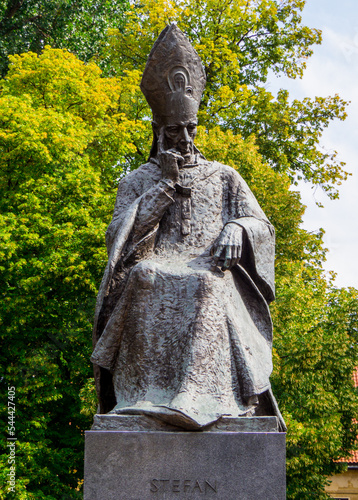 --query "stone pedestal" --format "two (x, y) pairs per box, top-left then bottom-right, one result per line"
(84, 416), (286, 500)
